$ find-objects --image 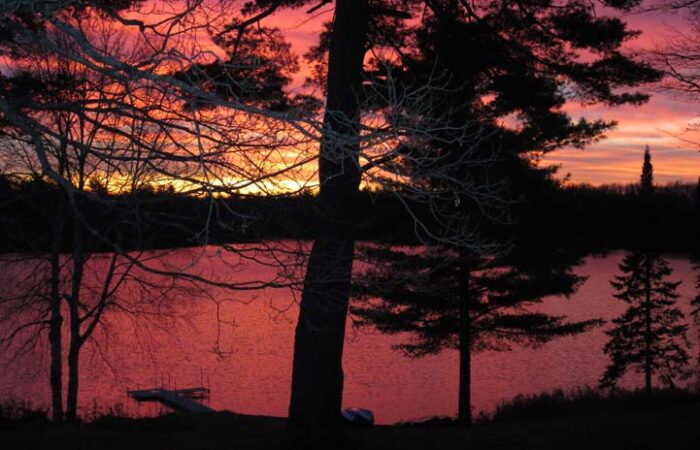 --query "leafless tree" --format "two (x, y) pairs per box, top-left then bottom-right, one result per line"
(0, 0), (506, 434)
(0, 34), (216, 420)
(647, 1), (700, 147)
(0, 12), (300, 421)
